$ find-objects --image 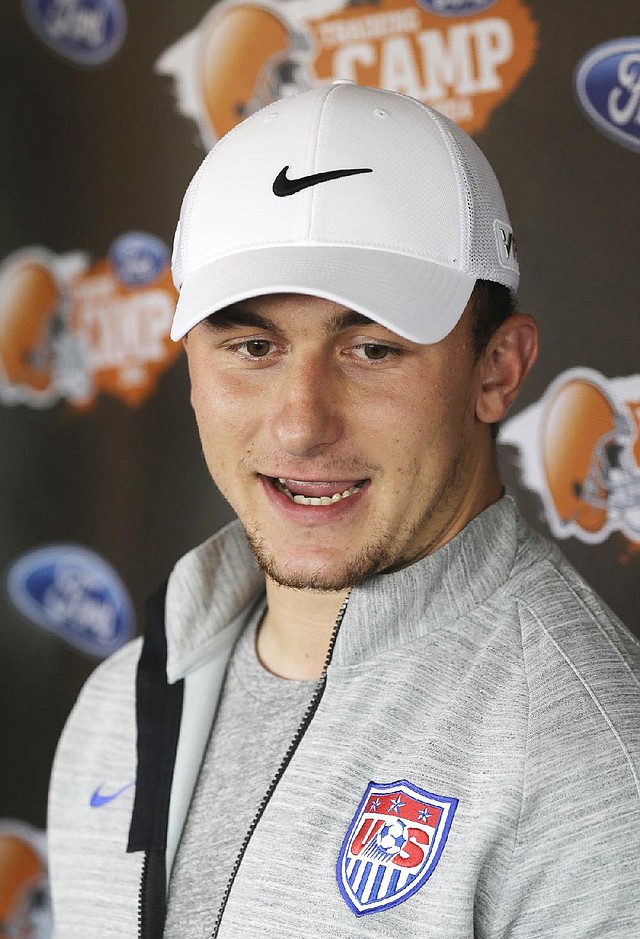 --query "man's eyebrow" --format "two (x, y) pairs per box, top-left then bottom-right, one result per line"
(204, 307), (283, 335)
(325, 309), (375, 334)
(203, 305), (376, 335)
